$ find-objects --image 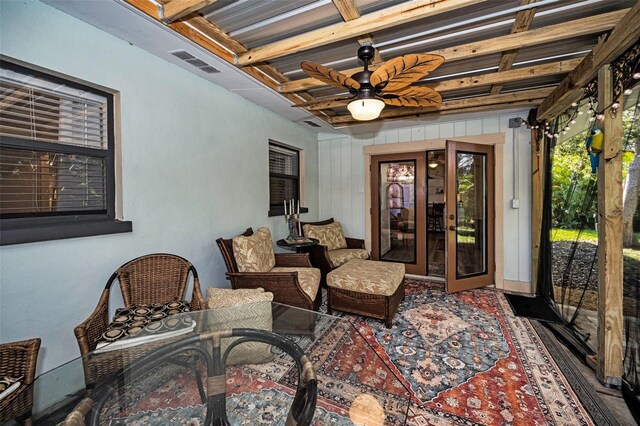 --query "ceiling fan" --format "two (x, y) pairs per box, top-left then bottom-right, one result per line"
(299, 45), (445, 121)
